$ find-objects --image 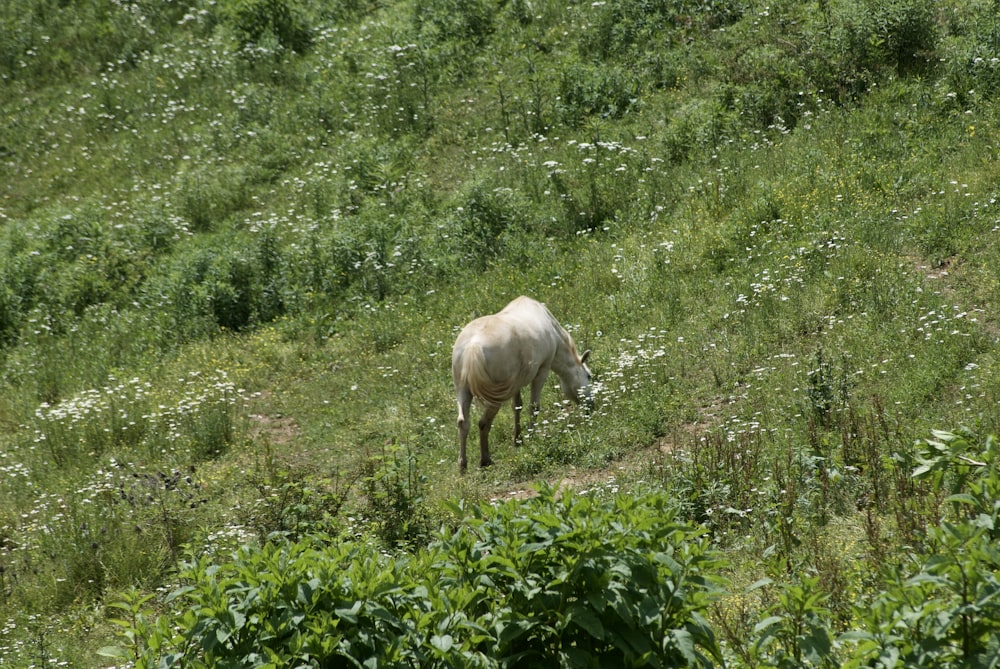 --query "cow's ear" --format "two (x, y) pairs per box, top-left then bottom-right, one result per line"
(581, 349), (591, 364)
